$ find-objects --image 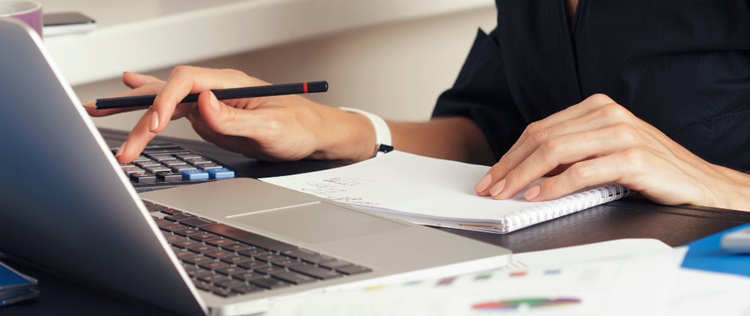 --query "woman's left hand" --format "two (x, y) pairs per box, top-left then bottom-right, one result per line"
(474, 93), (750, 211)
